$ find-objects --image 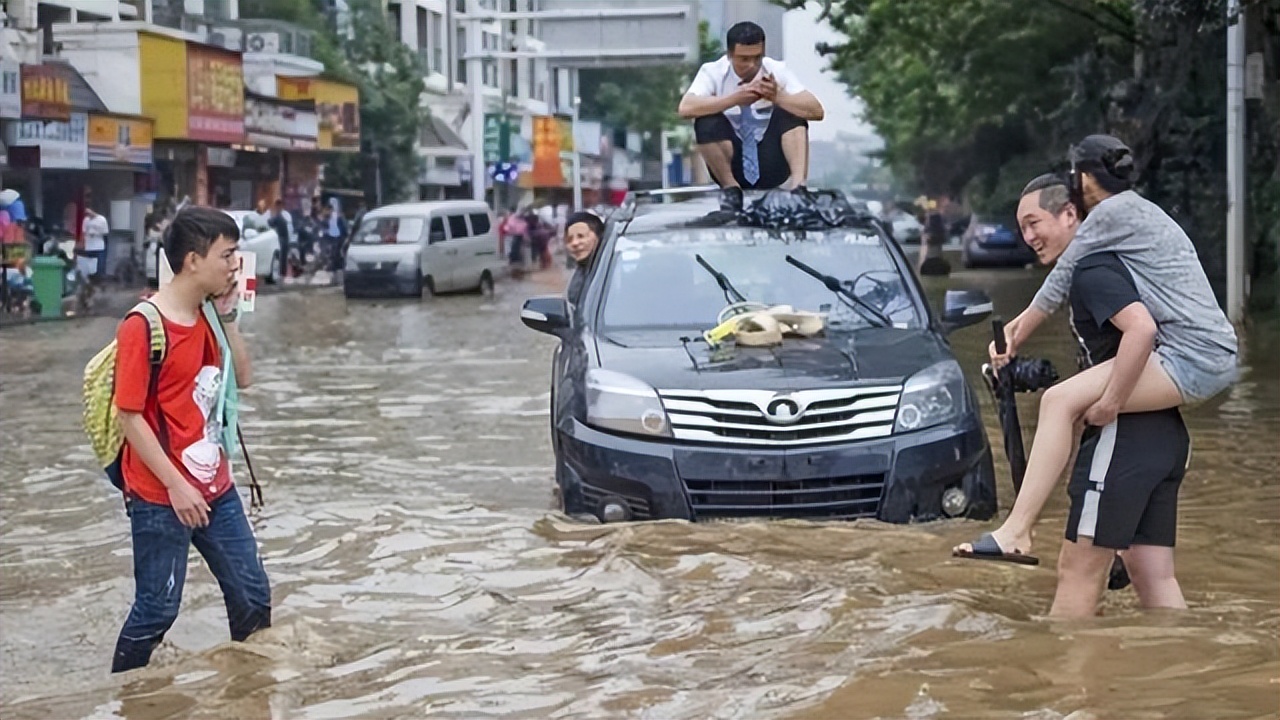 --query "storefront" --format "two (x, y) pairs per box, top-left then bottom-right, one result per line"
(239, 91), (318, 208)
(141, 34), (246, 208)
(276, 76), (360, 212)
(85, 113), (156, 271)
